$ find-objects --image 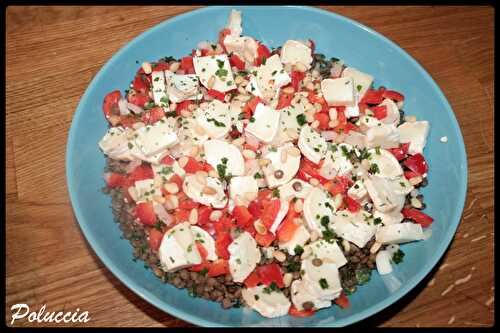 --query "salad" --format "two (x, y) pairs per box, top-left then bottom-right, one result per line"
(98, 10), (433, 318)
